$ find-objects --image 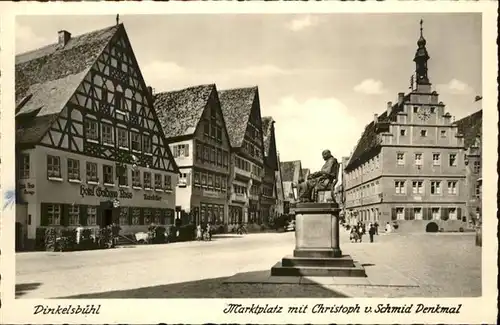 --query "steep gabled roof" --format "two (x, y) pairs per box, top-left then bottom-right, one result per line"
(261, 116), (274, 157)
(345, 95), (408, 170)
(280, 160), (302, 183)
(218, 86), (258, 148)
(15, 24), (121, 145)
(154, 84), (215, 139)
(455, 109), (482, 148)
